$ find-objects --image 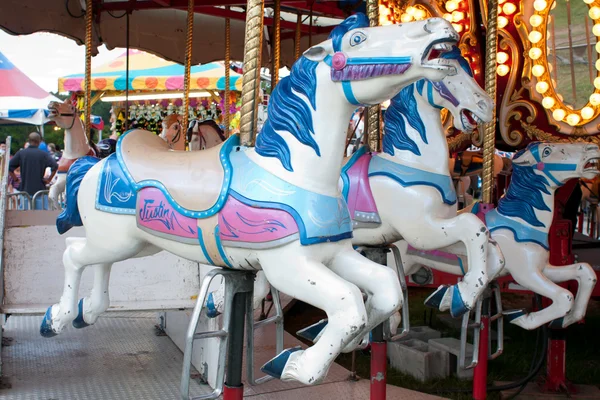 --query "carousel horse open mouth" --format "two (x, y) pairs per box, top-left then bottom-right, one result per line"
(583, 157), (600, 173)
(460, 109), (484, 132)
(421, 40), (459, 72)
